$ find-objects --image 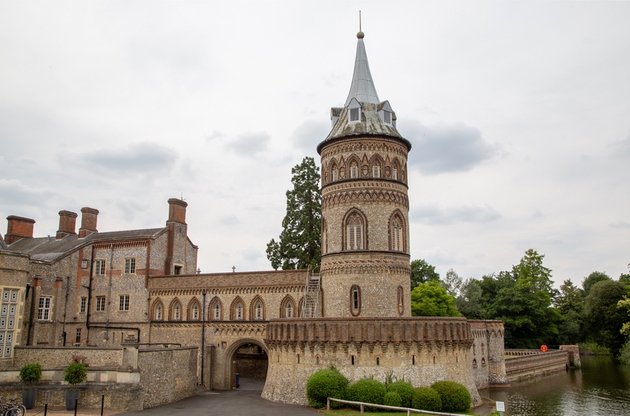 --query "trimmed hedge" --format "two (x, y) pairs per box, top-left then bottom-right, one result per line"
(430, 381), (471, 412)
(386, 380), (414, 407)
(383, 391), (402, 407)
(346, 379), (387, 411)
(305, 367), (348, 408)
(412, 387), (442, 412)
